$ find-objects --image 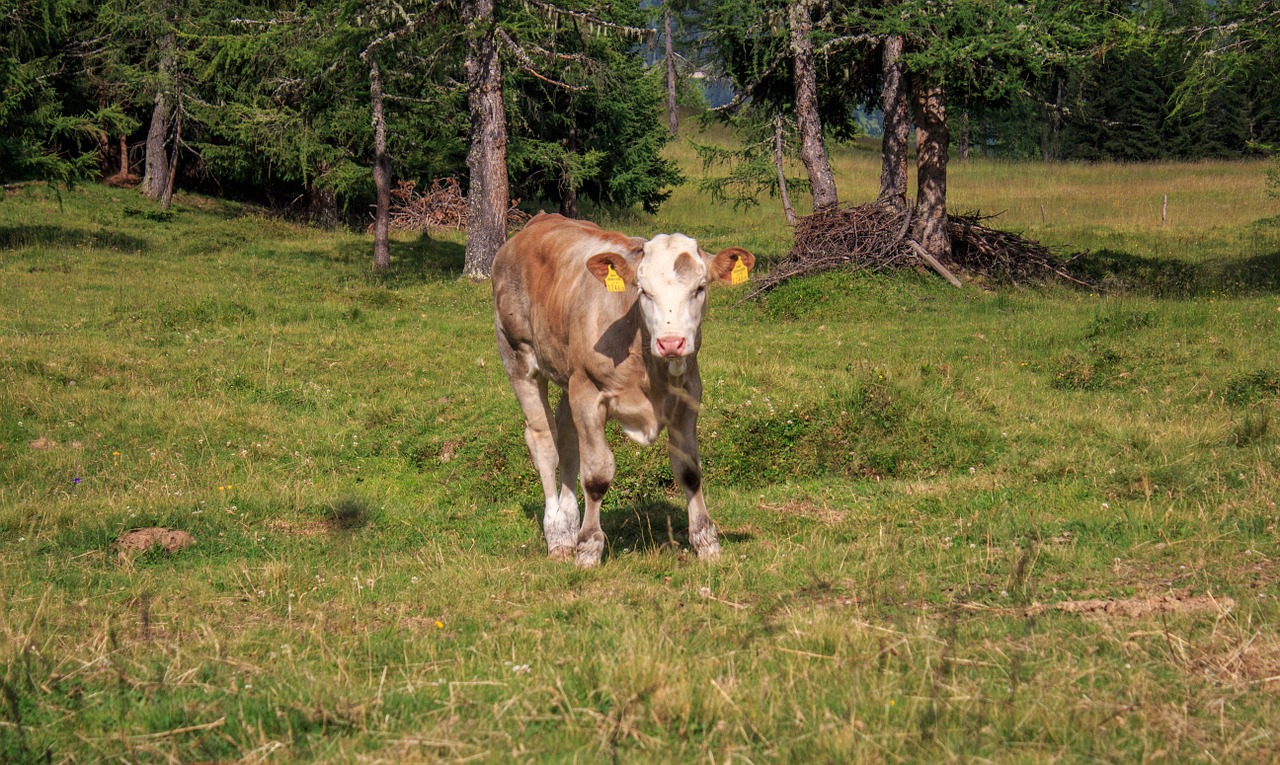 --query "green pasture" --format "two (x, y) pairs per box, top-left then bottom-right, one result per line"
(2, 144), (1279, 763)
